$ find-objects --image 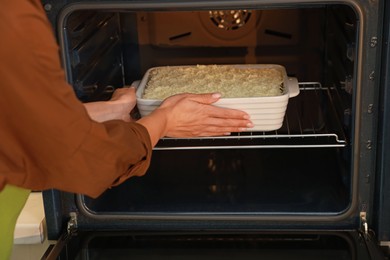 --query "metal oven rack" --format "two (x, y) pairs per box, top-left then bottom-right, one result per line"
(154, 82), (348, 150)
